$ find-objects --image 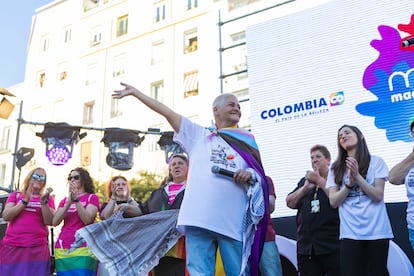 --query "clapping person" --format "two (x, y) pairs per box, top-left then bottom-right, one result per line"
(286, 145), (340, 276)
(326, 125), (393, 276)
(100, 176), (139, 220)
(0, 168), (55, 275)
(52, 167), (100, 276)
